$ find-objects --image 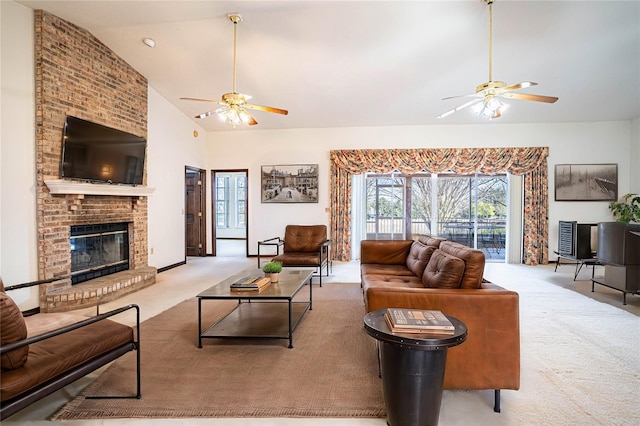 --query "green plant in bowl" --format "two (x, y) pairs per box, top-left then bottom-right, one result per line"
(263, 261), (283, 282)
(262, 261), (283, 273)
